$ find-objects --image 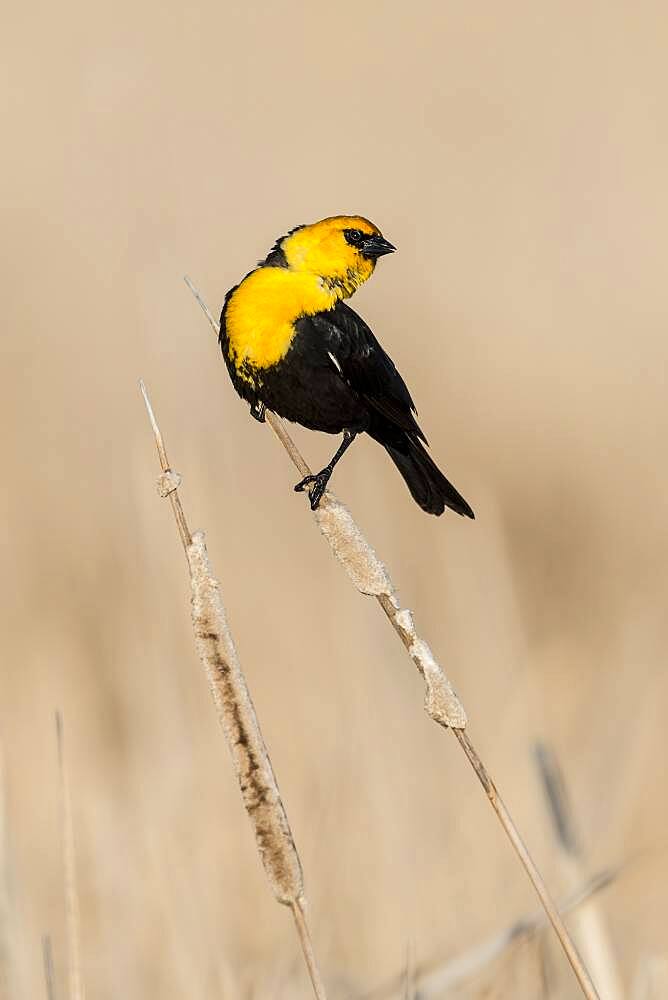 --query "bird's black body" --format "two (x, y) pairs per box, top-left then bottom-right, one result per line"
(221, 299), (369, 434)
(220, 293), (474, 518)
